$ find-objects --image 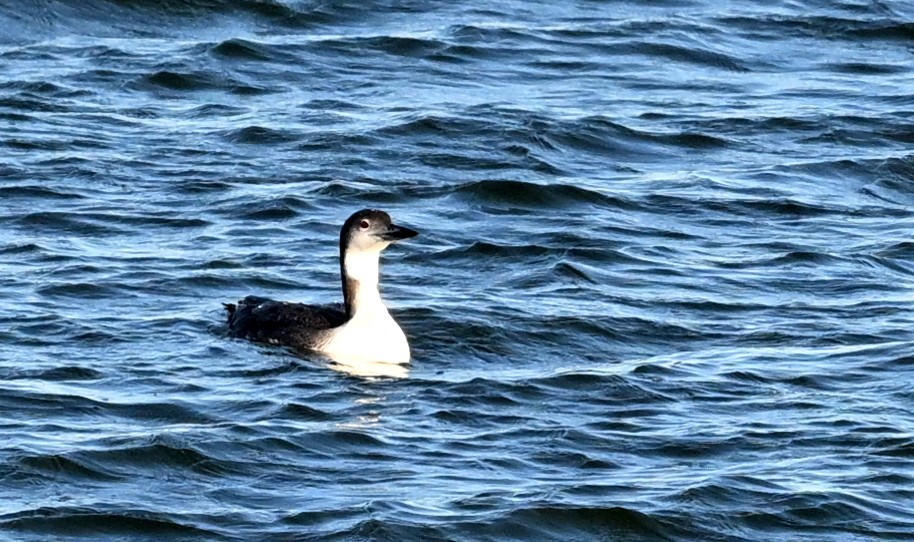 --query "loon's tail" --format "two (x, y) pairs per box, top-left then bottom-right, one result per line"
(223, 303), (237, 327)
